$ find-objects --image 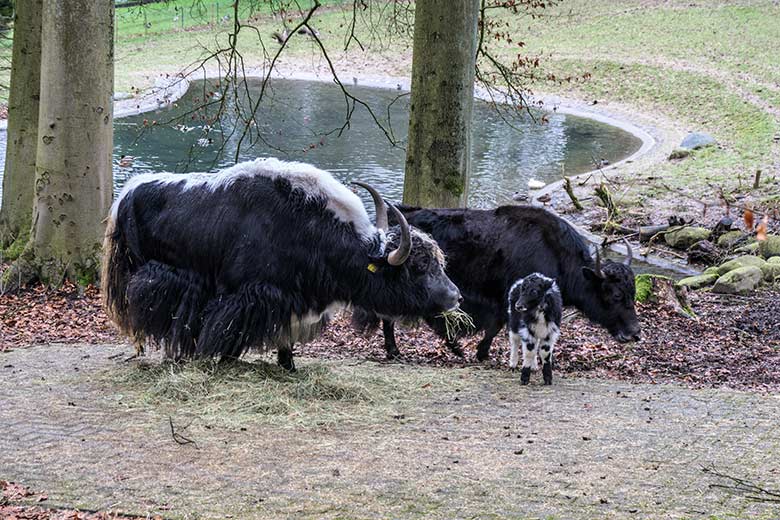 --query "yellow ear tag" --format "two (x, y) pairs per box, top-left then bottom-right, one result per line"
(367, 263), (378, 273)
